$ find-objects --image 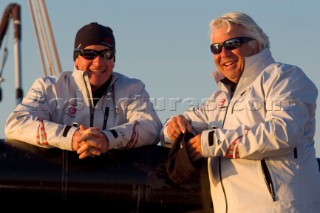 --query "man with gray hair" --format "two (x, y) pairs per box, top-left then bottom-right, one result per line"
(162, 12), (320, 212)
